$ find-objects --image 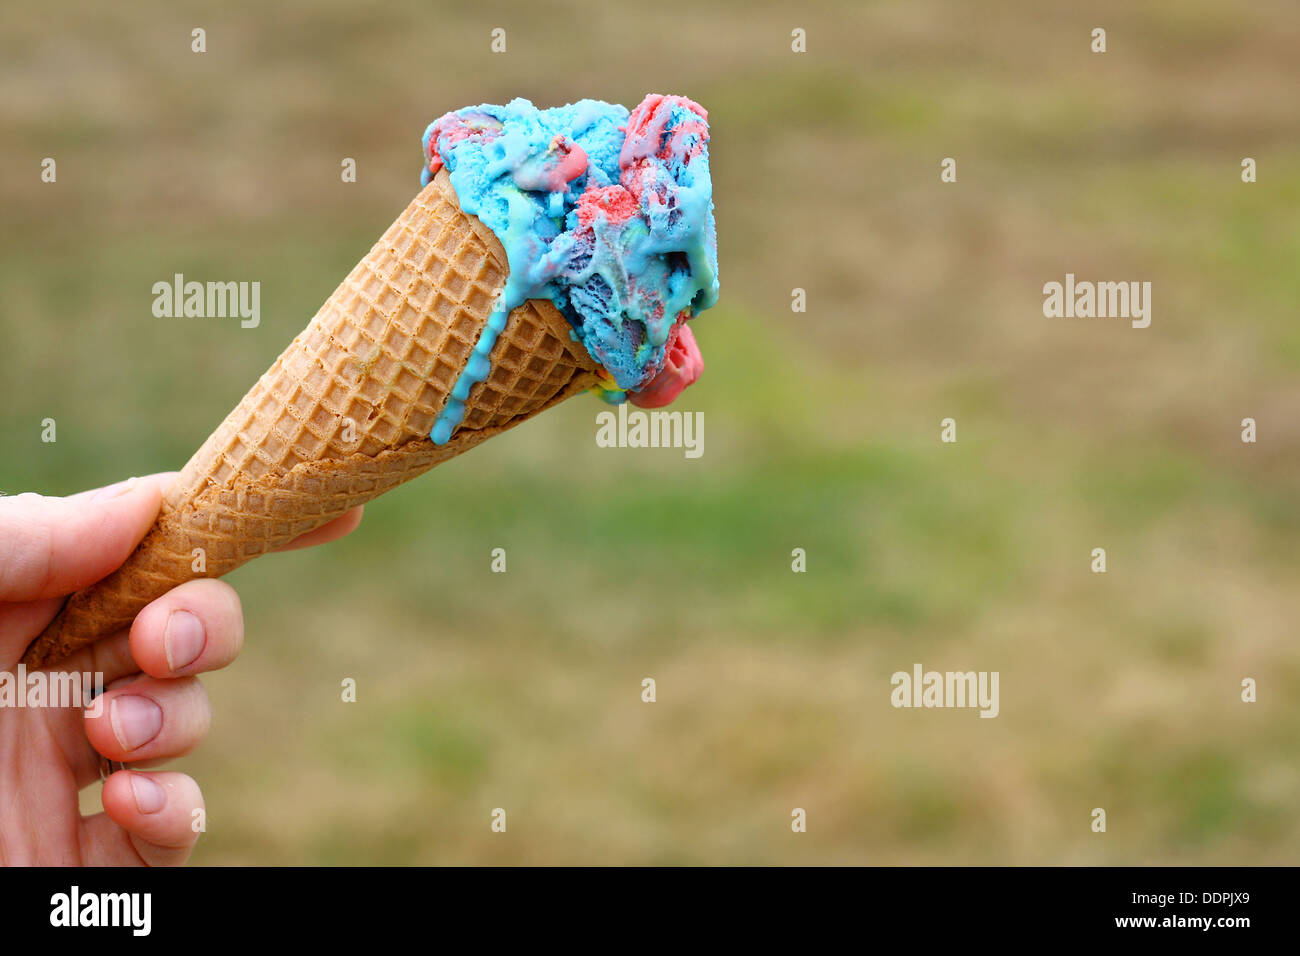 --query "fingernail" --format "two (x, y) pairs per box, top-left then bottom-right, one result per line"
(92, 476), (139, 502)
(164, 609), (206, 672)
(110, 695), (163, 752)
(130, 774), (167, 814)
